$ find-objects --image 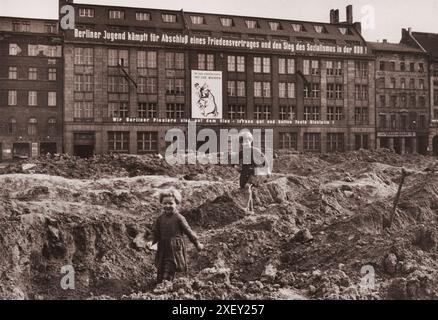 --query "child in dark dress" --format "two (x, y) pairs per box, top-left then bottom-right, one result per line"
(147, 189), (204, 284)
